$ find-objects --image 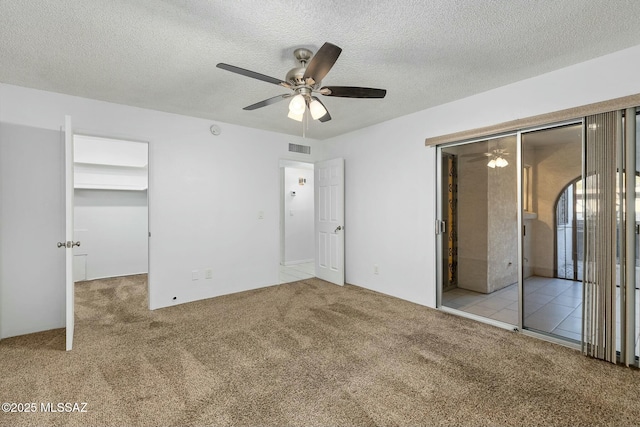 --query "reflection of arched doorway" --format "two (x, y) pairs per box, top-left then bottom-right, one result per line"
(557, 172), (640, 286)
(555, 177), (583, 281)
